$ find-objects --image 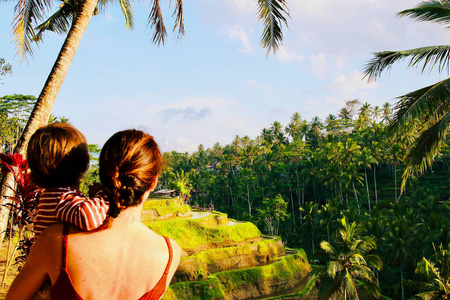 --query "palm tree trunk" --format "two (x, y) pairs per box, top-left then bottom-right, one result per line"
(0, 0), (98, 241)
(364, 168), (371, 211)
(353, 181), (360, 215)
(373, 167), (378, 204)
(247, 182), (251, 216)
(400, 262), (404, 300)
(394, 164), (398, 202)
